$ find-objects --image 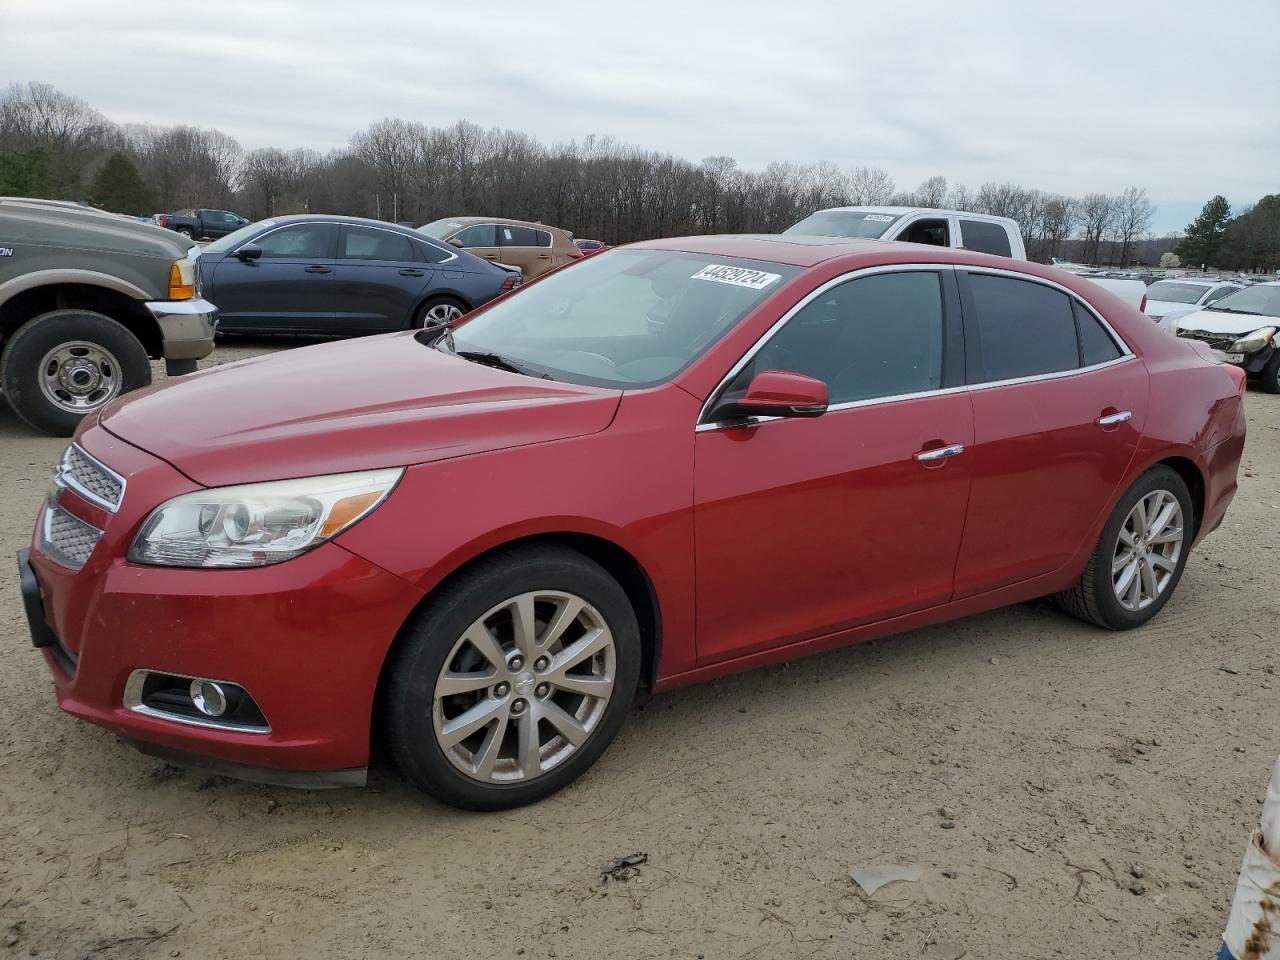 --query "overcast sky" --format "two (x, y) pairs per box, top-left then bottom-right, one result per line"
(2, 0), (1274, 233)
